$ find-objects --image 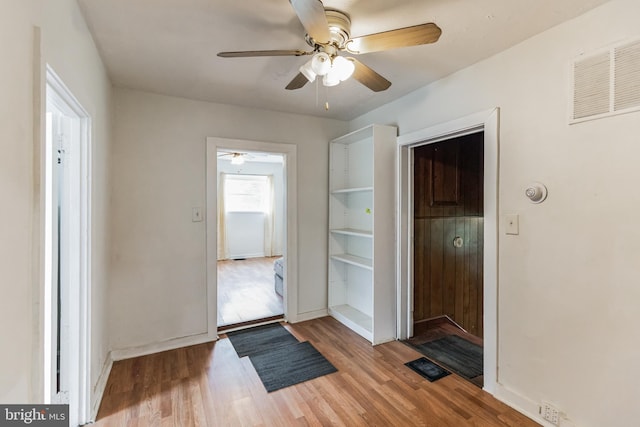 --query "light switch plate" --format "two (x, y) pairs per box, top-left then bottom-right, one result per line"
(505, 214), (519, 235)
(192, 207), (203, 222)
